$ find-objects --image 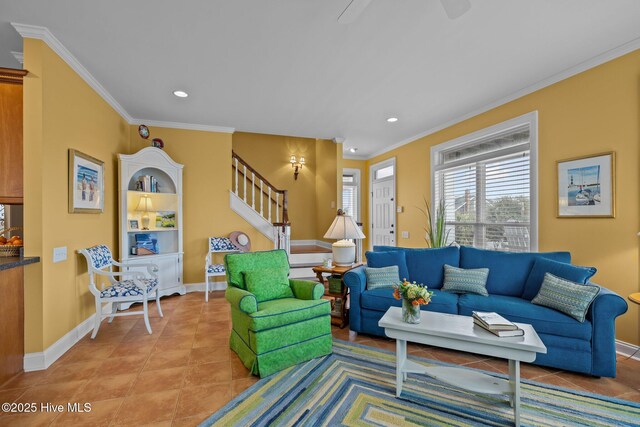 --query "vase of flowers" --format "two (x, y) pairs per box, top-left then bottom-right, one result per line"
(393, 279), (434, 324)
